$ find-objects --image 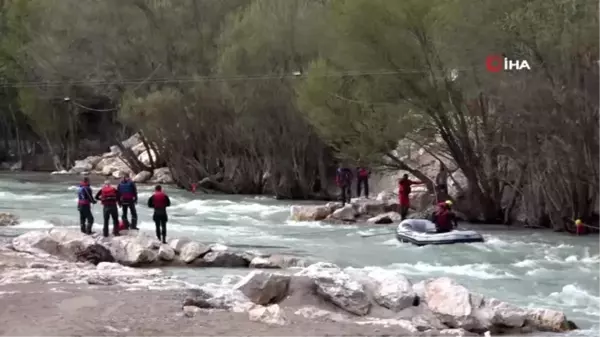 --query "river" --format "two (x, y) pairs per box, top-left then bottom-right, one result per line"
(0, 173), (598, 336)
